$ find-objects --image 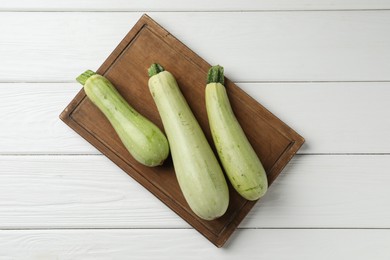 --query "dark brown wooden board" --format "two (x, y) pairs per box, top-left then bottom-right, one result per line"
(60, 14), (304, 247)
